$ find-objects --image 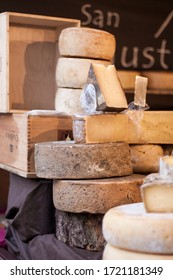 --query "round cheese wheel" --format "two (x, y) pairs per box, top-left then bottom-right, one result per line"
(117, 70), (141, 89)
(59, 27), (116, 60)
(56, 57), (111, 88)
(103, 243), (173, 260)
(53, 174), (144, 213)
(35, 141), (132, 179)
(142, 71), (173, 90)
(130, 144), (163, 174)
(55, 88), (83, 115)
(102, 202), (173, 254)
